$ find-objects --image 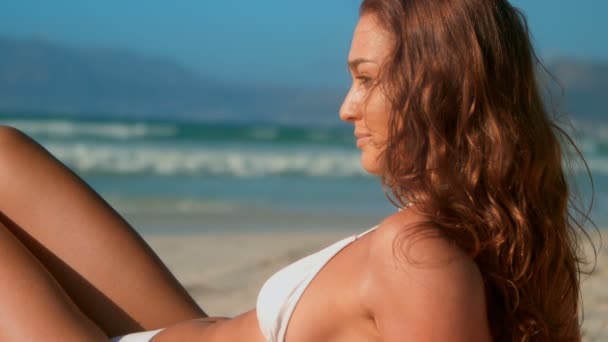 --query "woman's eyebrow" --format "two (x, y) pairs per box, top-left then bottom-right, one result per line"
(347, 58), (377, 70)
